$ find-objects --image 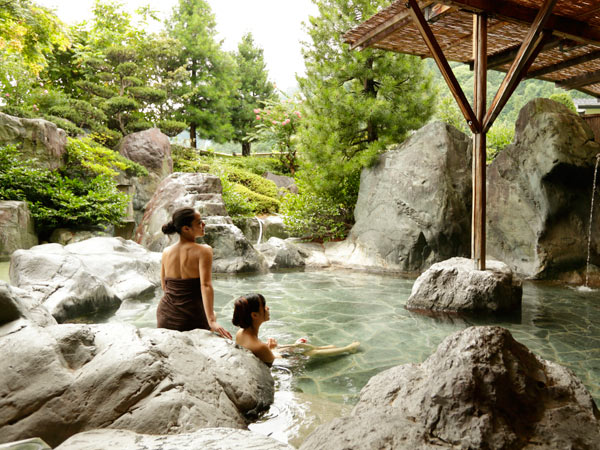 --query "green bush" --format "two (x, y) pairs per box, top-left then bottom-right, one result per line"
(65, 137), (148, 178)
(226, 155), (289, 176)
(281, 183), (349, 241)
(231, 183), (280, 213)
(43, 115), (85, 136)
(220, 177), (256, 217)
(225, 166), (278, 198)
(0, 145), (129, 237)
(549, 93), (577, 112)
